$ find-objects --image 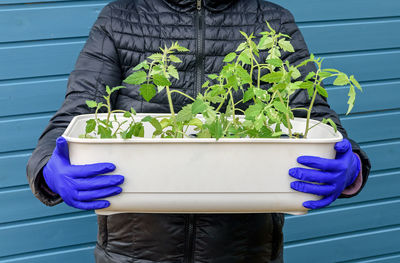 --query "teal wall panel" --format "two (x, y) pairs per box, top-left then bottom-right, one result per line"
(0, 0), (399, 262)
